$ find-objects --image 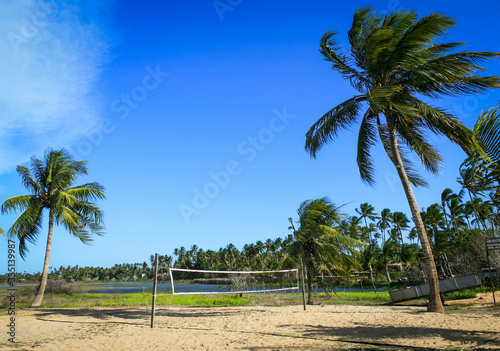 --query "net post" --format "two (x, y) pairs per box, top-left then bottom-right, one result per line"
(151, 253), (159, 328)
(485, 240), (496, 305)
(300, 257), (306, 311)
(169, 267), (175, 295)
